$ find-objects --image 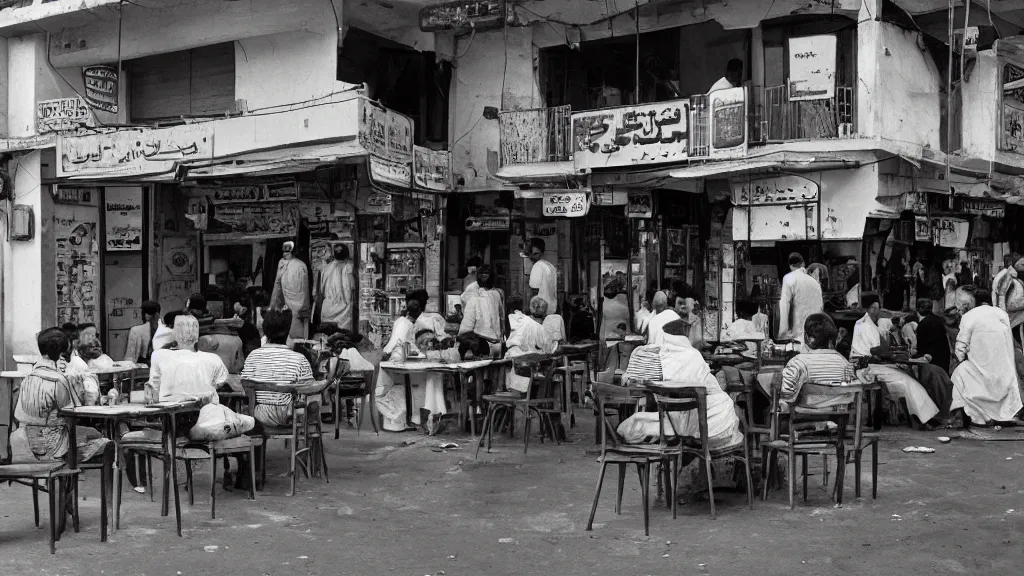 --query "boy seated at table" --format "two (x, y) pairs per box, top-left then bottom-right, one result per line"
(376, 290), (441, 432)
(415, 328), (460, 435)
(64, 339), (109, 405)
(239, 309), (318, 429)
(777, 313), (859, 411)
